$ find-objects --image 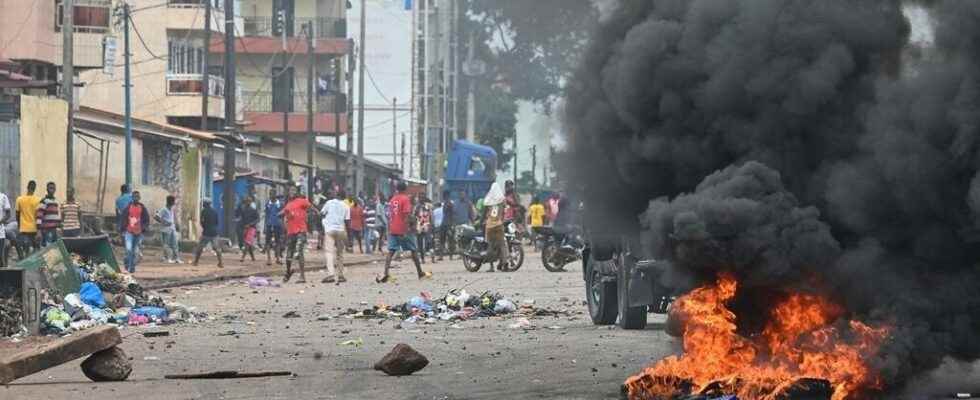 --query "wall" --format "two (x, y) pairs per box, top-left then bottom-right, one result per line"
(181, 144), (202, 239)
(19, 95), (68, 195)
